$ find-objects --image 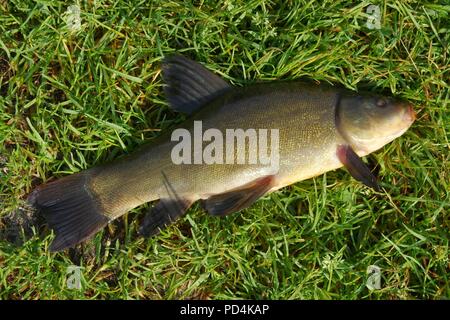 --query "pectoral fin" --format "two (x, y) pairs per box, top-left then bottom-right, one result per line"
(336, 145), (380, 191)
(202, 175), (275, 216)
